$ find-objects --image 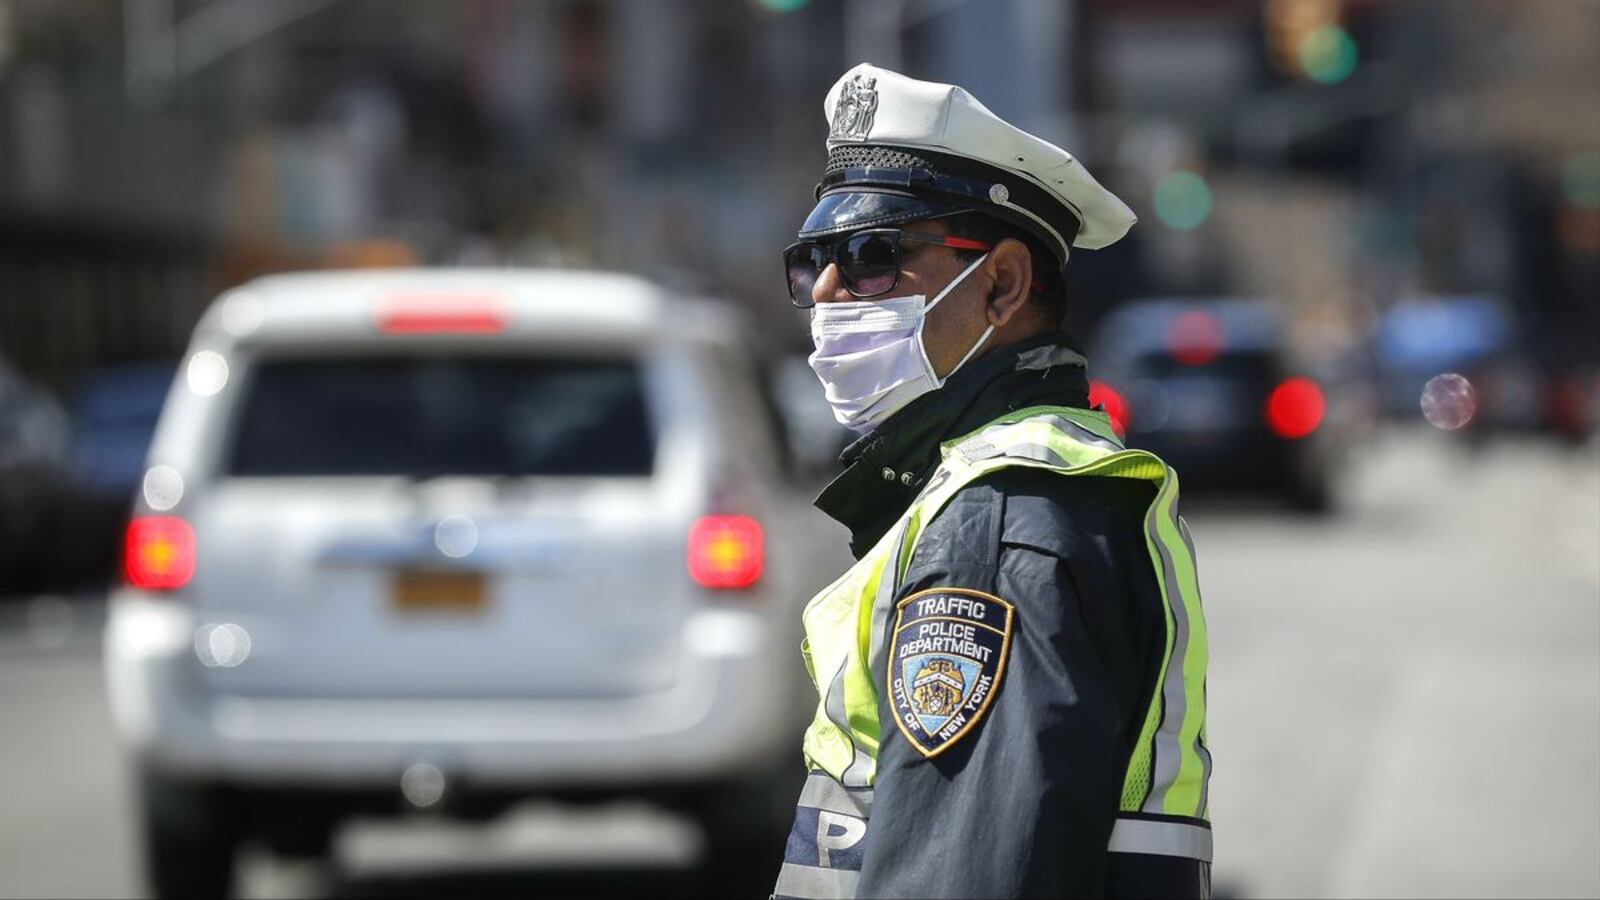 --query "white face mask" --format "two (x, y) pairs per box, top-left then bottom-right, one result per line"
(807, 253), (995, 434)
